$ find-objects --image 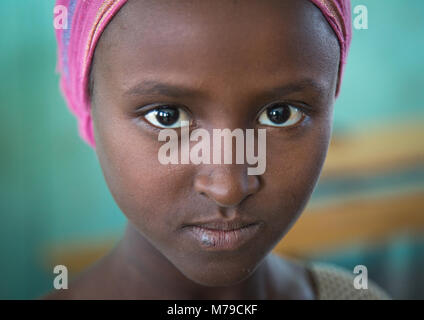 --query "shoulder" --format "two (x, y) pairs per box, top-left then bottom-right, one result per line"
(306, 262), (391, 300)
